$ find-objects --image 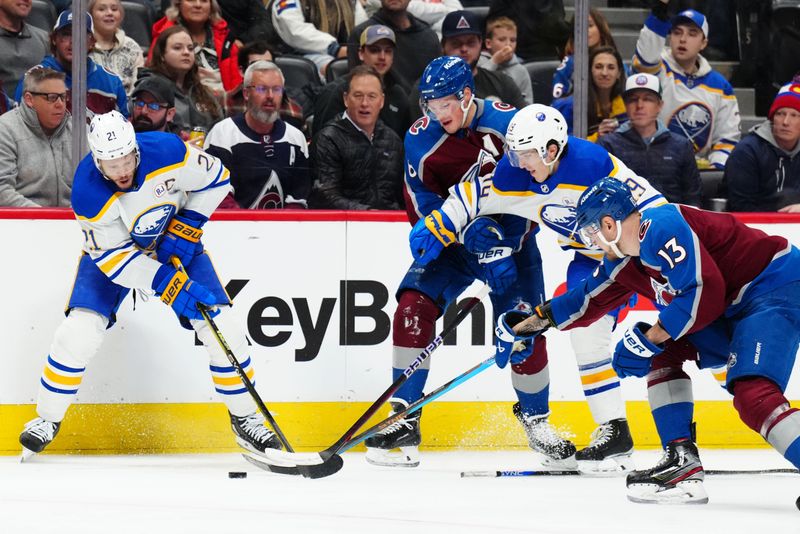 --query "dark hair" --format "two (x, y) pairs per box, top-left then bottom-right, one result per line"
(587, 46), (625, 133)
(238, 40), (275, 71)
(149, 25), (221, 120)
(345, 64), (384, 93)
(564, 8), (617, 57)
